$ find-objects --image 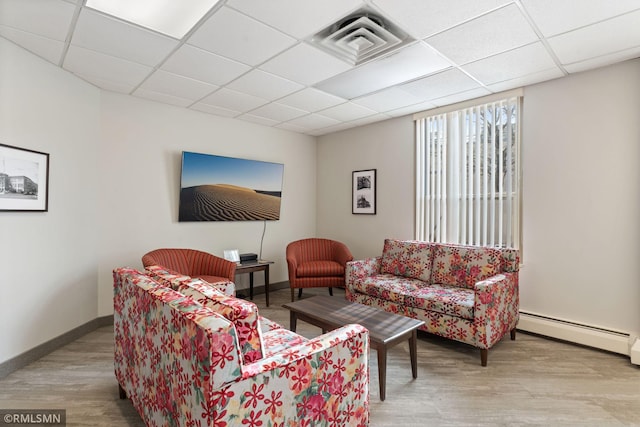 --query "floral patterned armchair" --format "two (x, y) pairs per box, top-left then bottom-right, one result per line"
(114, 267), (370, 427)
(346, 239), (519, 366)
